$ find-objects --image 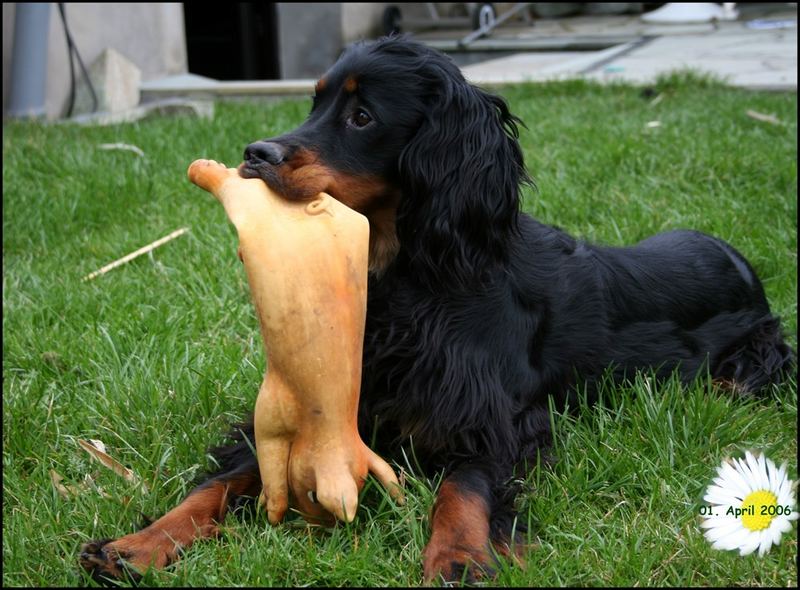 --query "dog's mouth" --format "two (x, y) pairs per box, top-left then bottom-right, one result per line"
(237, 161), (297, 199)
(239, 139), (293, 197)
(238, 160), (277, 186)
(238, 159), (338, 203)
